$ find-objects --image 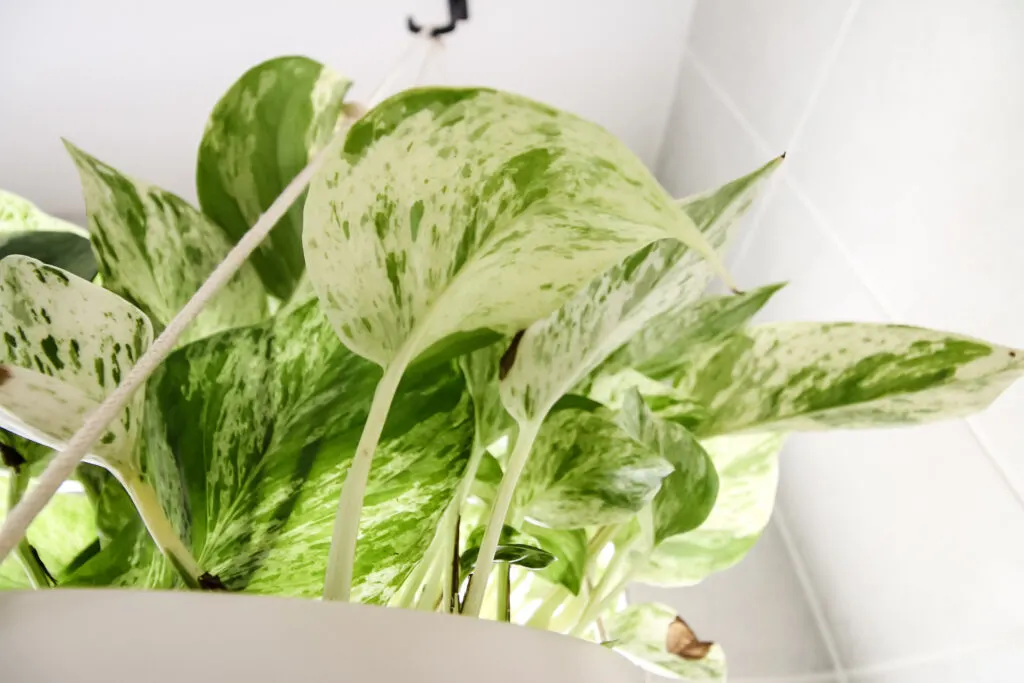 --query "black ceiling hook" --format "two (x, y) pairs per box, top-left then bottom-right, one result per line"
(408, 0), (469, 37)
